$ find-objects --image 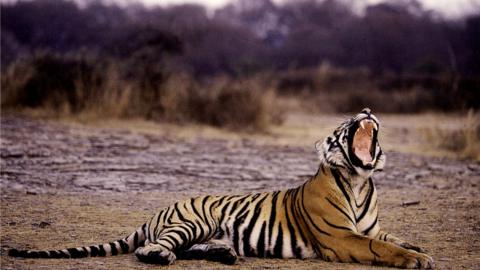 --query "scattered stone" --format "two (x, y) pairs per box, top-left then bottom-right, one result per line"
(401, 201), (421, 207)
